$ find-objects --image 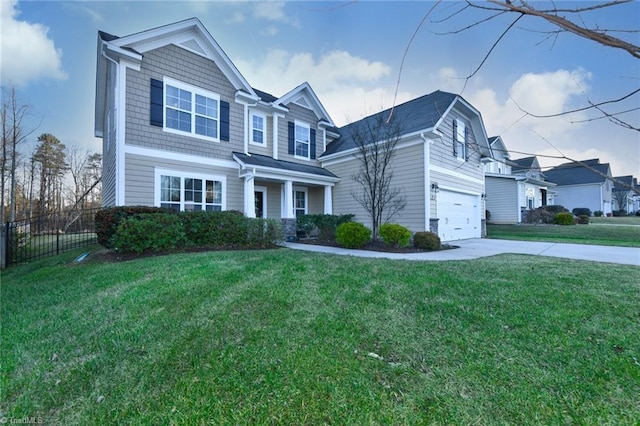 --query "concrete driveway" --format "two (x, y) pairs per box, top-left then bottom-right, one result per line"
(284, 239), (640, 266)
